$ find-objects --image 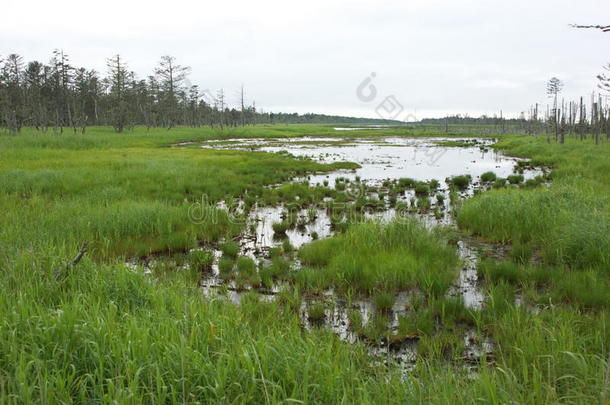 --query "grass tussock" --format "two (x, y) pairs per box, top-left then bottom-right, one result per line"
(298, 219), (459, 296)
(187, 249), (215, 271)
(448, 175), (472, 190)
(480, 171), (497, 182)
(458, 182), (610, 270)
